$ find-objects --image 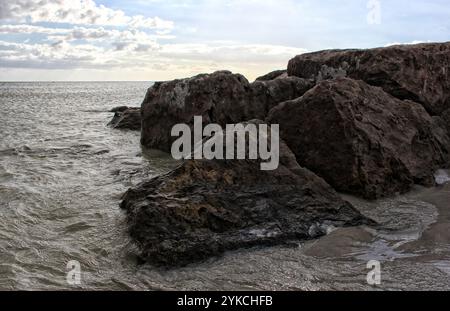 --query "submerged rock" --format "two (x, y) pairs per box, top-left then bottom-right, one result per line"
(268, 78), (450, 199)
(108, 107), (141, 130)
(141, 70), (313, 152)
(121, 122), (370, 266)
(287, 42), (450, 115)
